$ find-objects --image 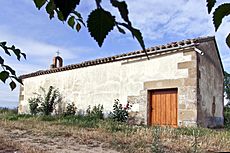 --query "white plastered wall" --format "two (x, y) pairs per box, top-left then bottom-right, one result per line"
(19, 52), (191, 115)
